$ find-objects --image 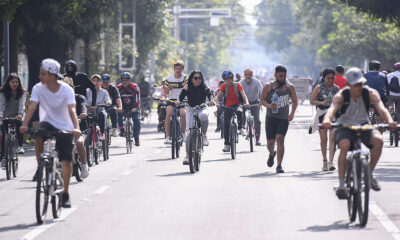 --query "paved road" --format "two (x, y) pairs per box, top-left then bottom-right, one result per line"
(1, 105), (400, 240)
